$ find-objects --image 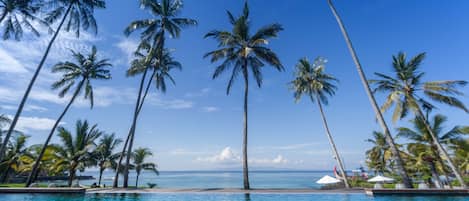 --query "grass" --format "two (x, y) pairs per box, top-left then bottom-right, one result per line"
(0, 183), (48, 188)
